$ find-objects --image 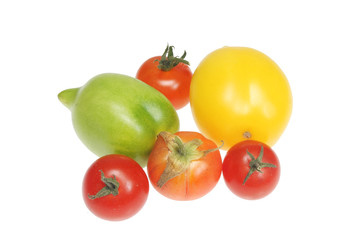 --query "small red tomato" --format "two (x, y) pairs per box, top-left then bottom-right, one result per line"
(222, 140), (280, 200)
(136, 45), (193, 110)
(147, 131), (223, 201)
(82, 154), (149, 221)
